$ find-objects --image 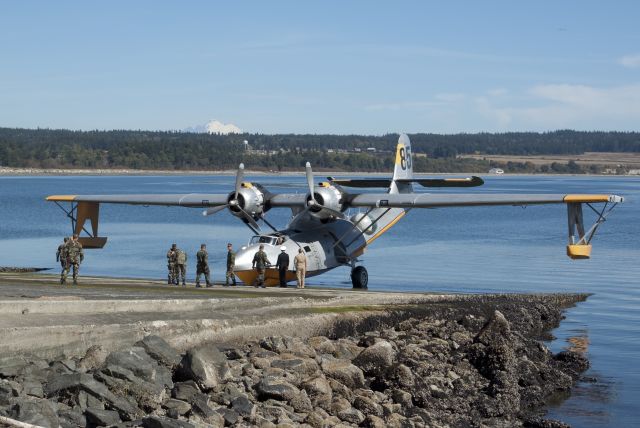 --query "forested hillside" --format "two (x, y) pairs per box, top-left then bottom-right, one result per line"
(1, 128), (638, 173)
